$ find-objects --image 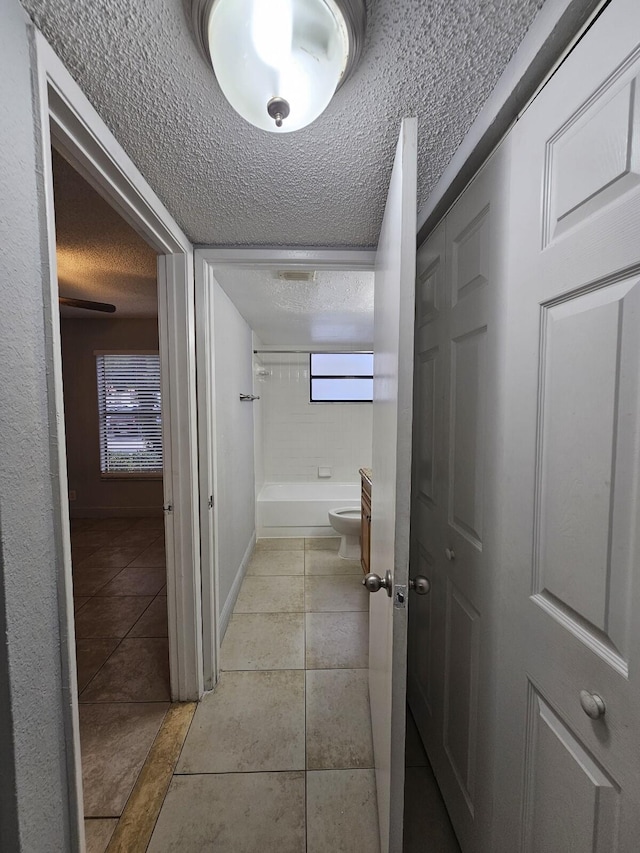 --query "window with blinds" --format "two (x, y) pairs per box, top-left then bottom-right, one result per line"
(96, 353), (163, 475)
